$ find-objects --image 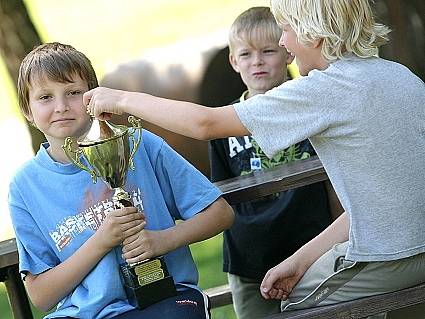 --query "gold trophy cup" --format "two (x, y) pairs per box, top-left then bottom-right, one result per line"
(62, 116), (177, 309)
